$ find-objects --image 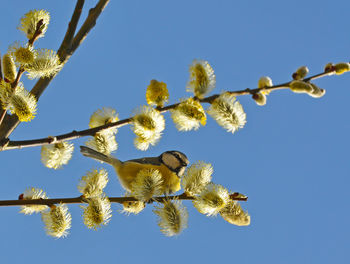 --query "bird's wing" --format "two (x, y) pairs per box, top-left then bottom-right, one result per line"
(127, 156), (162, 166)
